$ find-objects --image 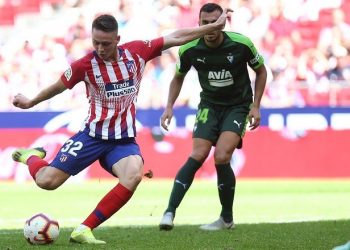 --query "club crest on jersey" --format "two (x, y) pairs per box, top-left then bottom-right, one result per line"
(143, 40), (151, 47)
(126, 60), (137, 74)
(227, 55), (234, 63)
(64, 67), (72, 81)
